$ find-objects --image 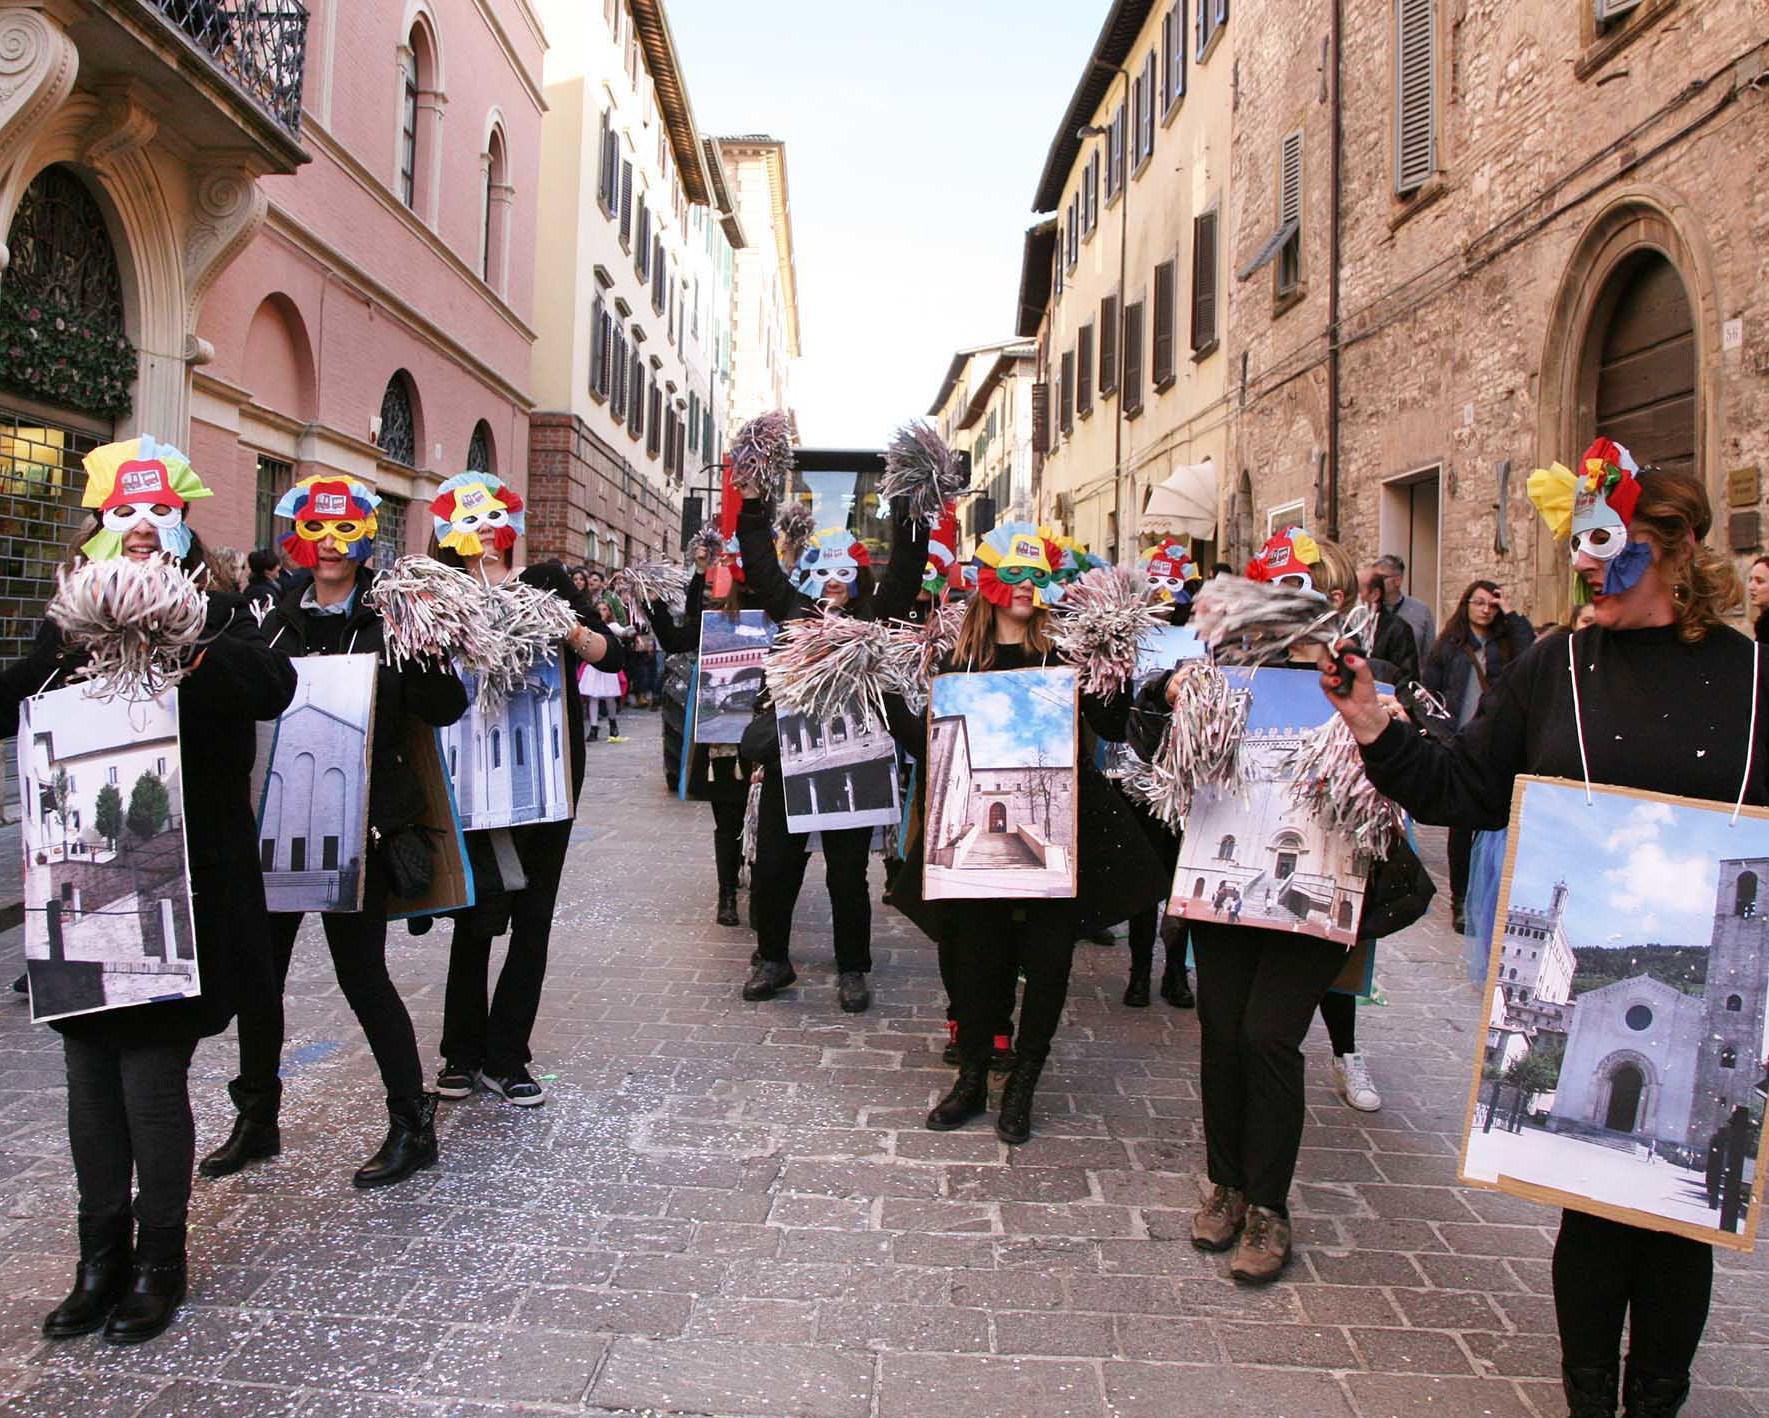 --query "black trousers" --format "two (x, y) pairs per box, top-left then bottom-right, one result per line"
(940, 900), (1077, 1060)
(64, 1034), (198, 1234)
(442, 818), (571, 1075)
(1192, 922), (1348, 1212)
(752, 767), (873, 973)
(230, 870), (424, 1122)
(1318, 988), (1356, 1055)
(710, 797), (745, 894)
(1128, 906), (1186, 977)
(1448, 825), (1473, 907)
(1553, 1210), (1712, 1375)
